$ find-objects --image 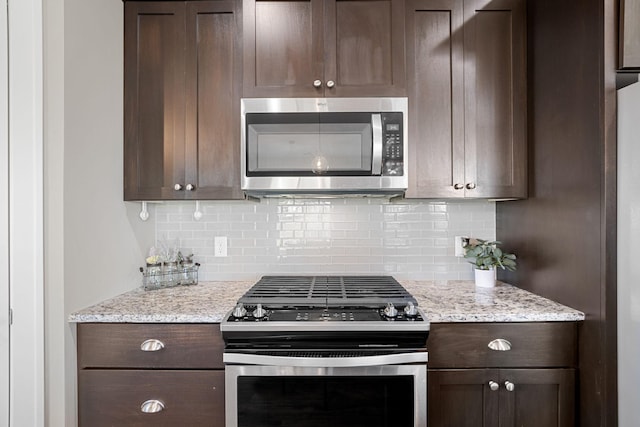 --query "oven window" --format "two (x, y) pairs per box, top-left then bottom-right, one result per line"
(237, 376), (414, 427)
